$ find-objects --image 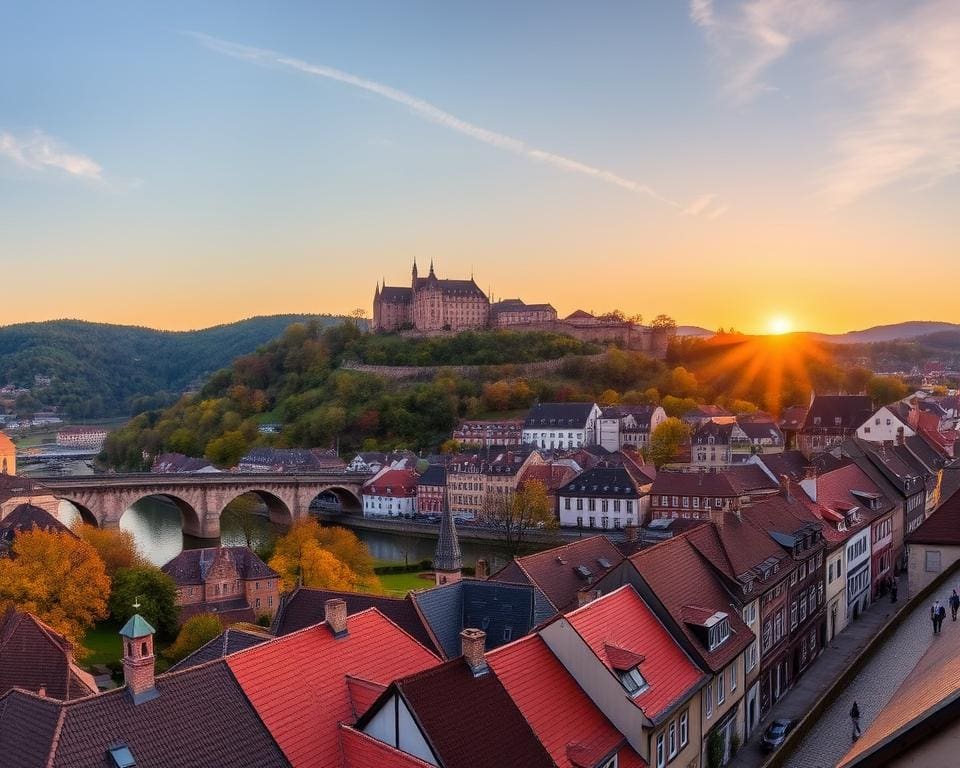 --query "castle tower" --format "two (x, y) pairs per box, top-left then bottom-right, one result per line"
(120, 614), (159, 704)
(434, 507), (463, 586)
(412, 259), (418, 285)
